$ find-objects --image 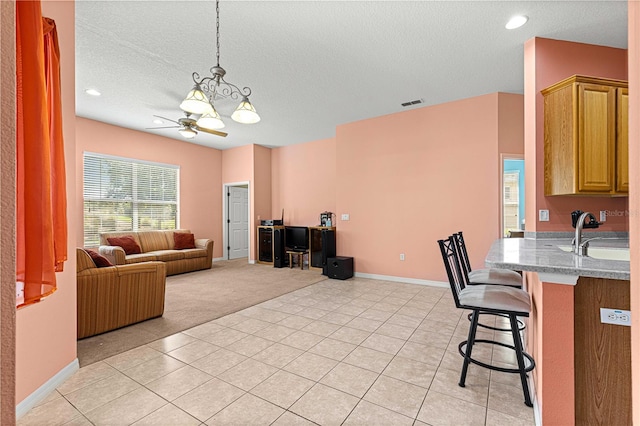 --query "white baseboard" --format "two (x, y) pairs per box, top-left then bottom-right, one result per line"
(214, 258), (256, 264)
(16, 358), (79, 419)
(529, 373), (542, 426)
(353, 272), (448, 288)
